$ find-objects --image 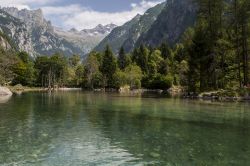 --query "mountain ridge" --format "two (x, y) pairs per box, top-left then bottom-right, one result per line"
(94, 2), (166, 54)
(136, 0), (198, 47)
(0, 7), (117, 57)
(95, 0), (198, 54)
